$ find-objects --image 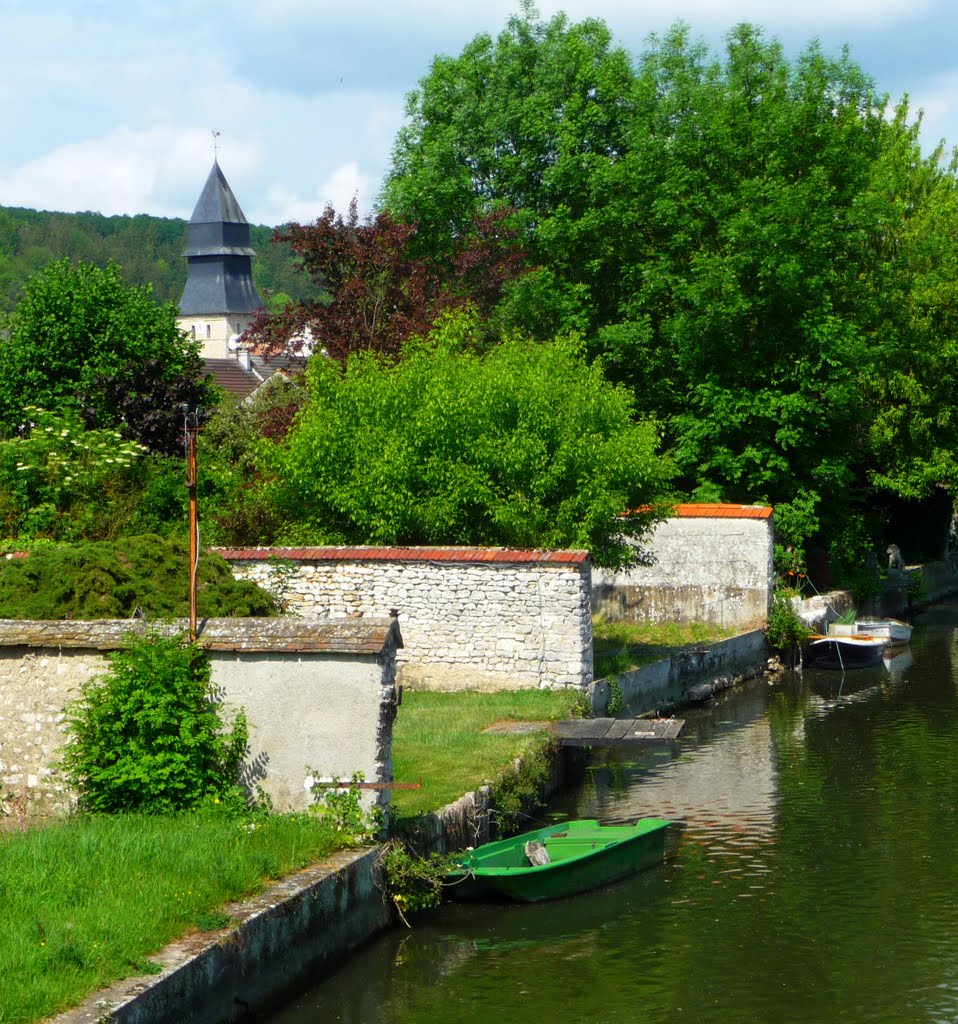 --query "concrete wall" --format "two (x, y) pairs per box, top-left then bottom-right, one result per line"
(0, 618), (400, 820)
(216, 546), (593, 691)
(176, 312), (256, 359)
(592, 504), (774, 629)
